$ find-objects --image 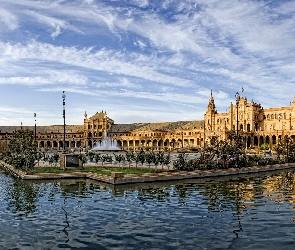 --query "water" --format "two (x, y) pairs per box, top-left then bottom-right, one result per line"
(92, 131), (121, 151)
(1, 168), (295, 249)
